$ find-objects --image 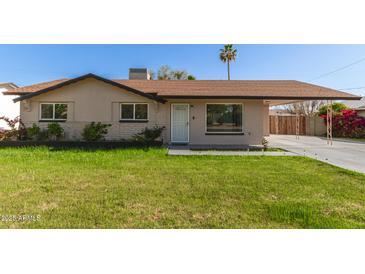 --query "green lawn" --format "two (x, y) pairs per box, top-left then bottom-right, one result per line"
(0, 147), (364, 228)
